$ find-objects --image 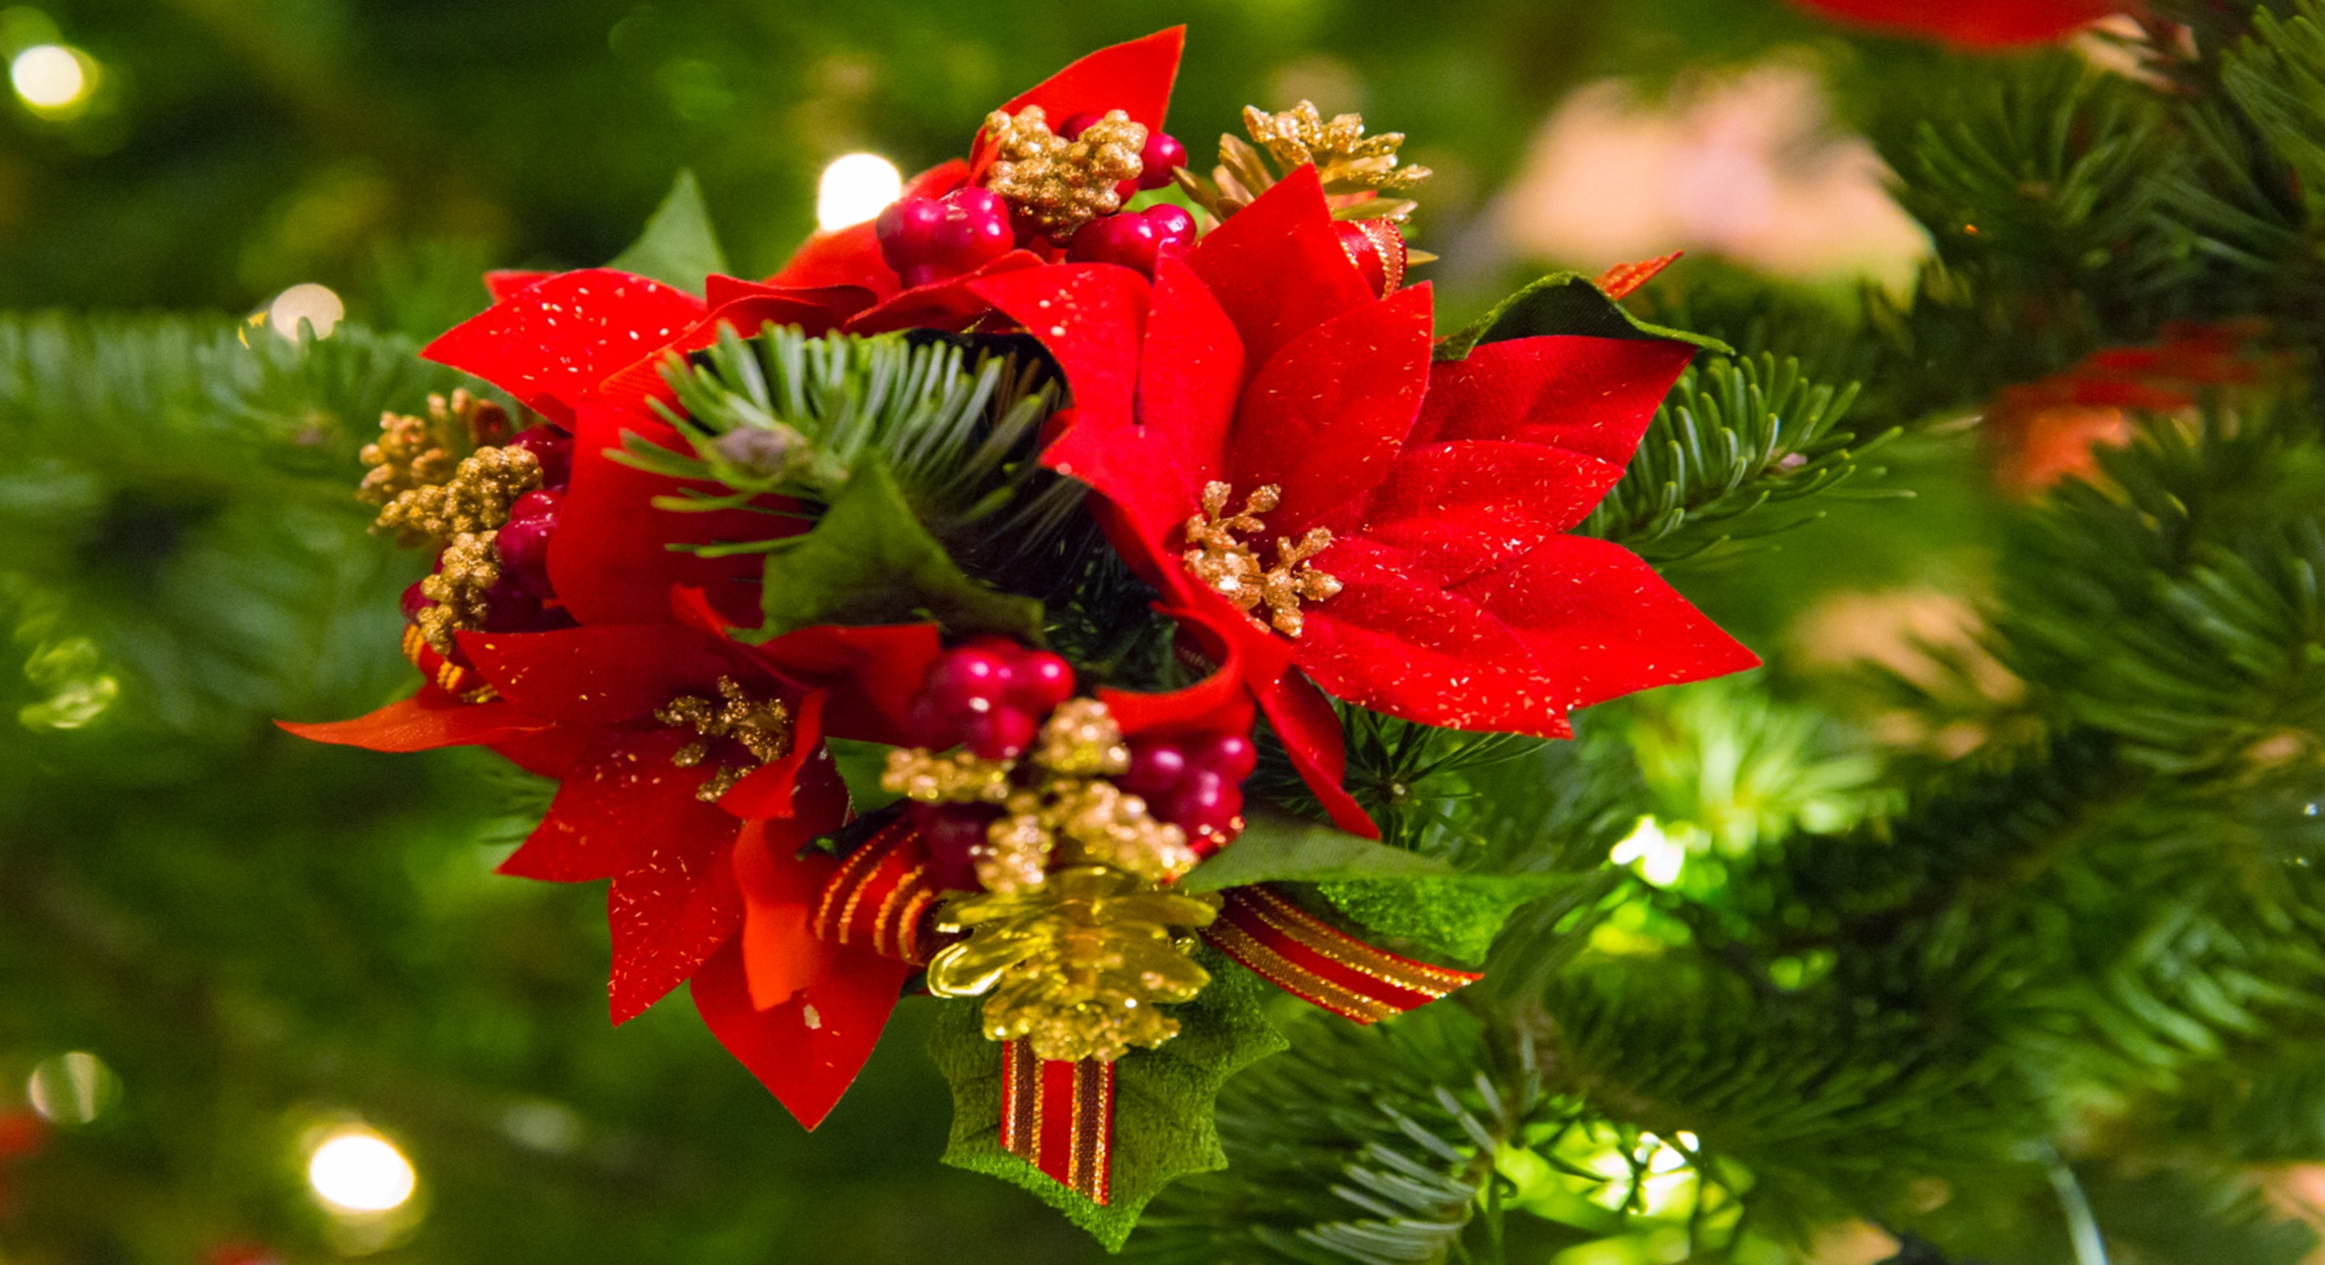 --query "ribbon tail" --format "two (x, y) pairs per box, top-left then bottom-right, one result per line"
(811, 815), (957, 965)
(1201, 884), (1481, 1023)
(1002, 1039), (1114, 1205)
